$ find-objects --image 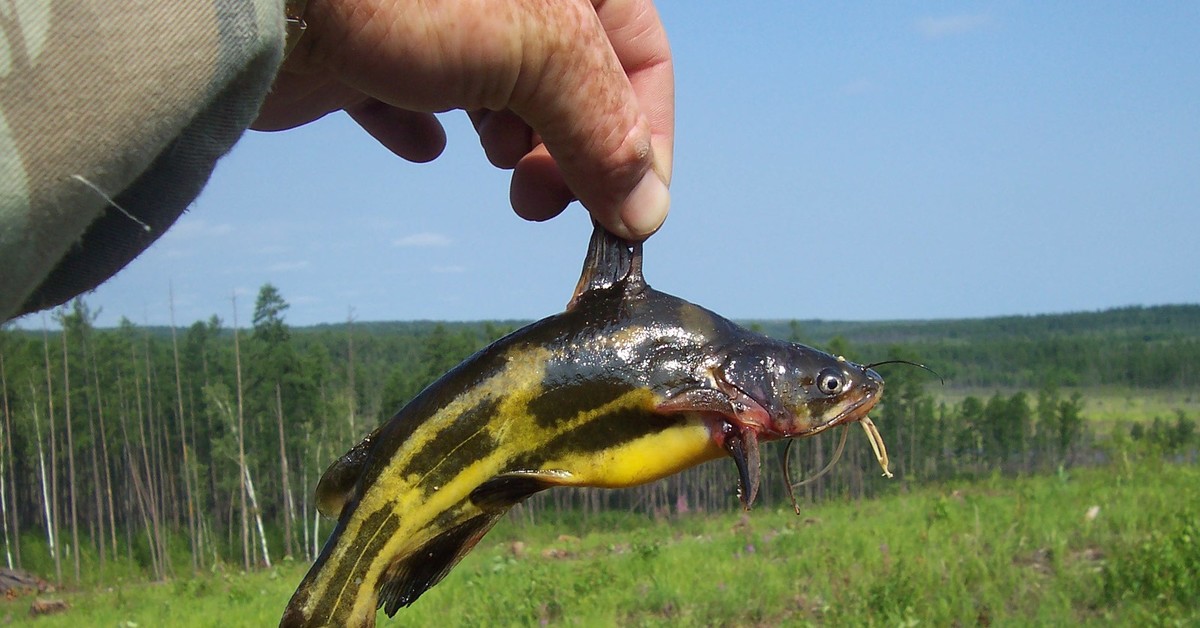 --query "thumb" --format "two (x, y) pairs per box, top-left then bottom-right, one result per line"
(507, 0), (674, 240)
